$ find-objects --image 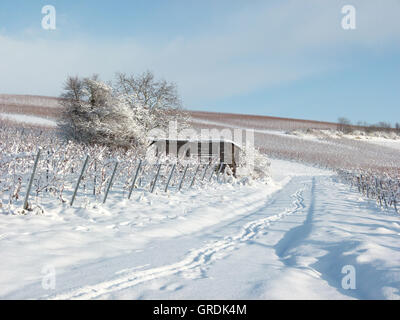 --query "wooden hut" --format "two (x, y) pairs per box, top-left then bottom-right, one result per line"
(149, 139), (241, 176)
